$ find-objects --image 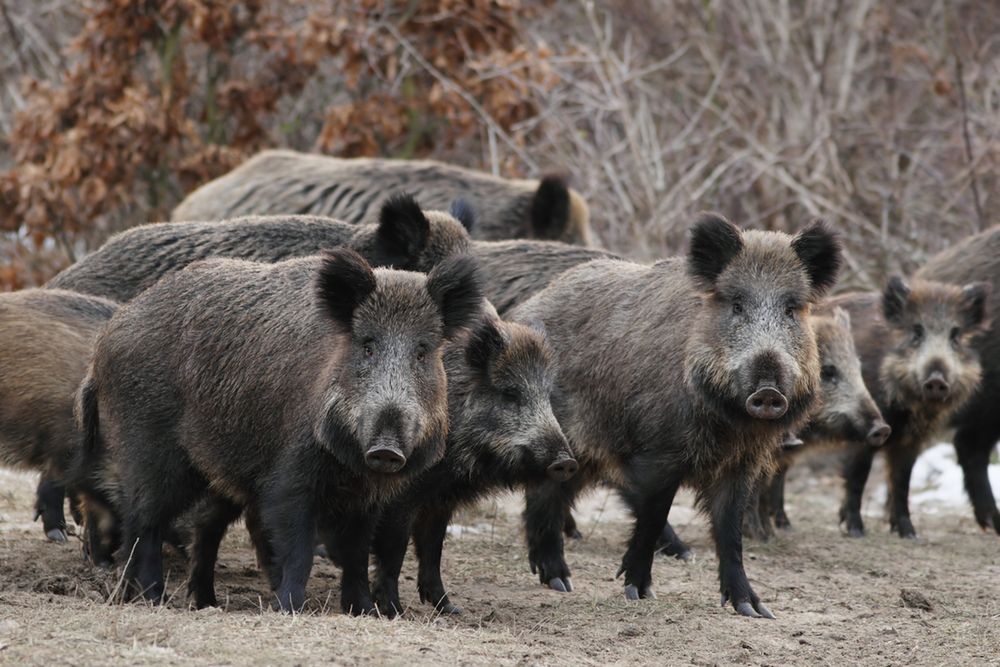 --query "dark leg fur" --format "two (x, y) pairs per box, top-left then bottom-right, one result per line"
(768, 463), (791, 530)
(523, 476), (586, 592)
(316, 509), (376, 616)
(372, 506), (415, 617)
(840, 446), (875, 537)
(742, 481), (773, 542)
(188, 496), (243, 608)
(35, 476), (68, 542)
(953, 425), (1000, 534)
(886, 443), (920, 539)
(244, 503), (279, 589)
(414, 504), (461, 614)
(562, 512), (582, 540)
(708, 474), (774, 619)
(617, 485), (676, 599)
(656, 520), (694, 561)
(121, 520), (165, 604)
